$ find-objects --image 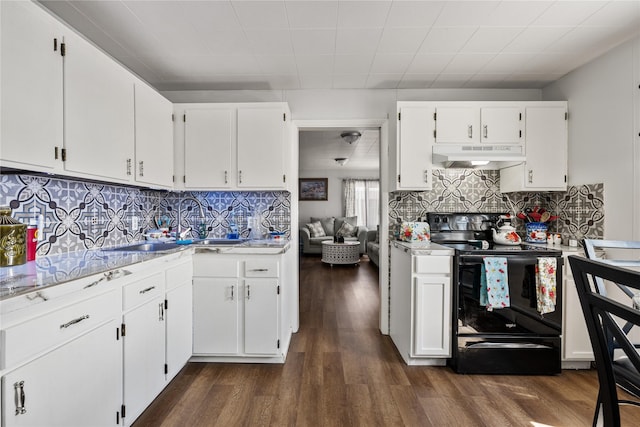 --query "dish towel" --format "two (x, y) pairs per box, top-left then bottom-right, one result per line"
(536, 257), (557, 314)
(480, 257), (510, 311)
